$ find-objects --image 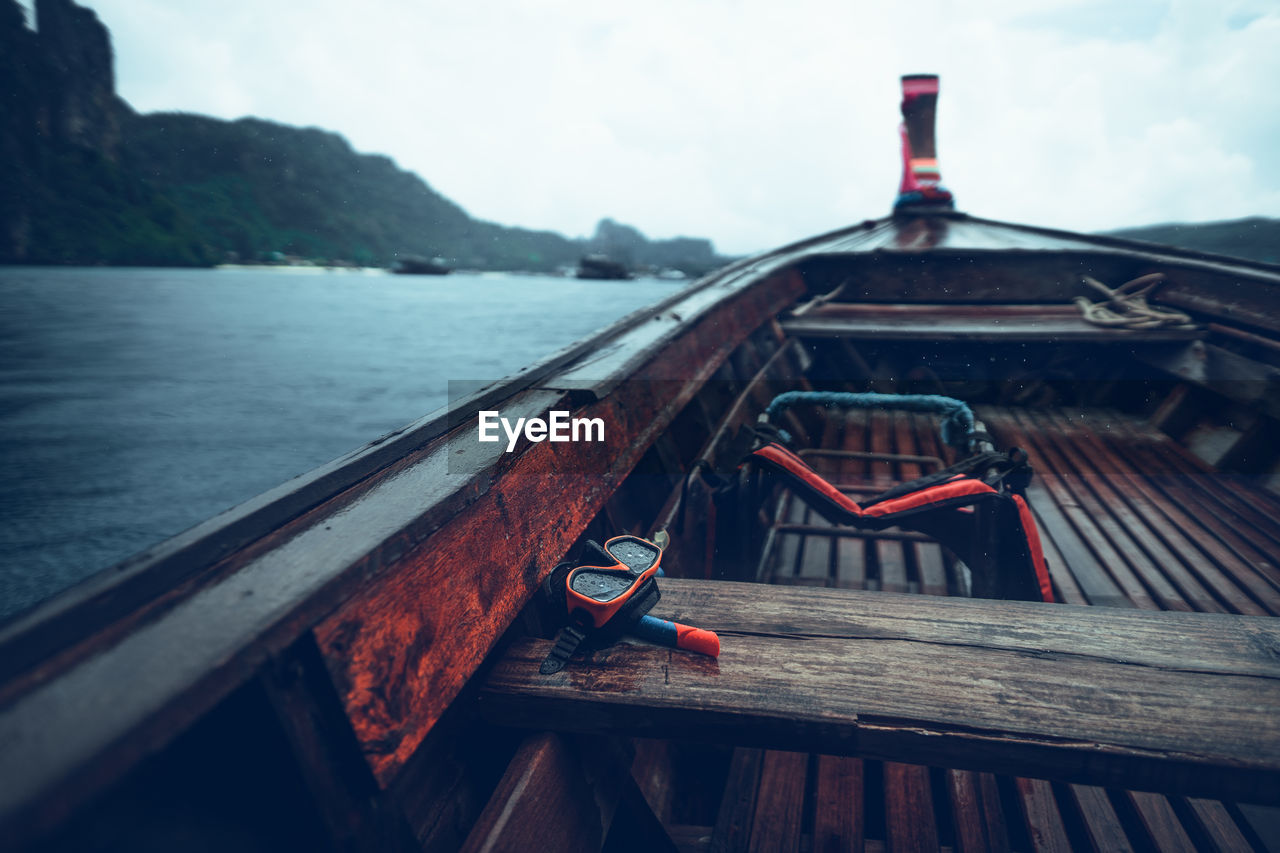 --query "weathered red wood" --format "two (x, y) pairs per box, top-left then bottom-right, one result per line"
(748, 751), (807, 852)
(260, 633), (418, 853)
(314, 273), (804, 785)
(813, 755), (864, 853)
(1015, 778), (1072, 853)
(884, 762), (940, 852)
(948, 770), (1012, 853)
